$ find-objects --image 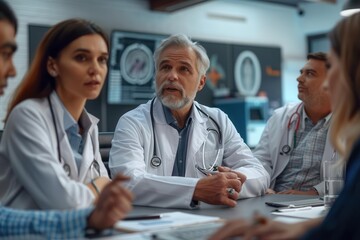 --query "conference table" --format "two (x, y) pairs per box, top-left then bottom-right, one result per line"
(92, 194), (322, 239)
(127, 194), (316, 220)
